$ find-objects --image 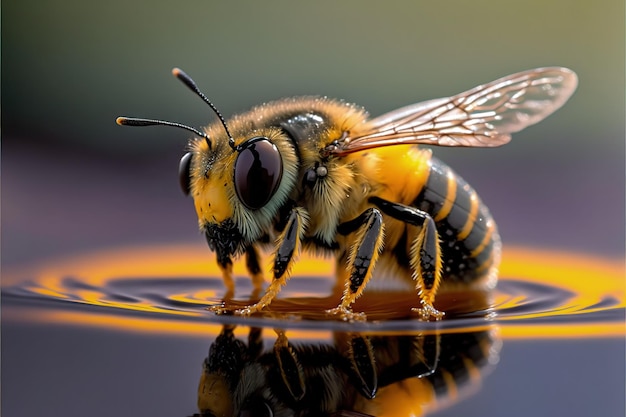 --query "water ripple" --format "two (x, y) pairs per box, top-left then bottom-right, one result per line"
(2, 244), (624, 335)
